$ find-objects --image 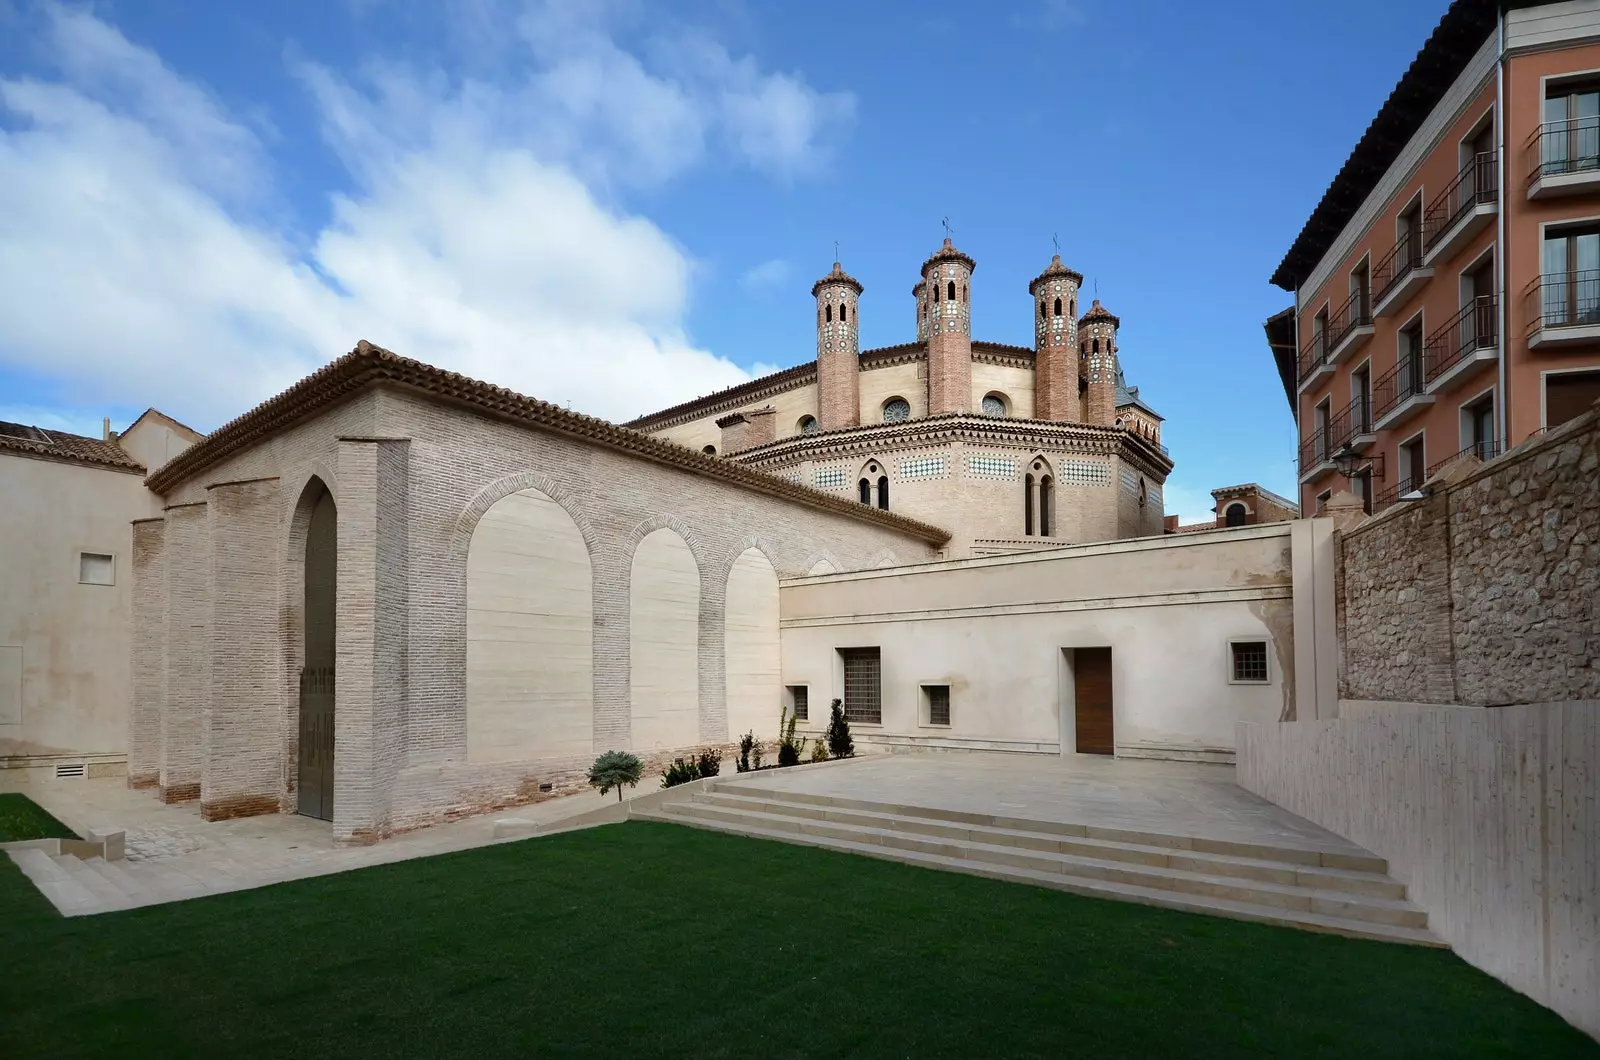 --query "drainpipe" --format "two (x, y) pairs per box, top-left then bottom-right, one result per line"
(1495, 8), (1510, 454)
